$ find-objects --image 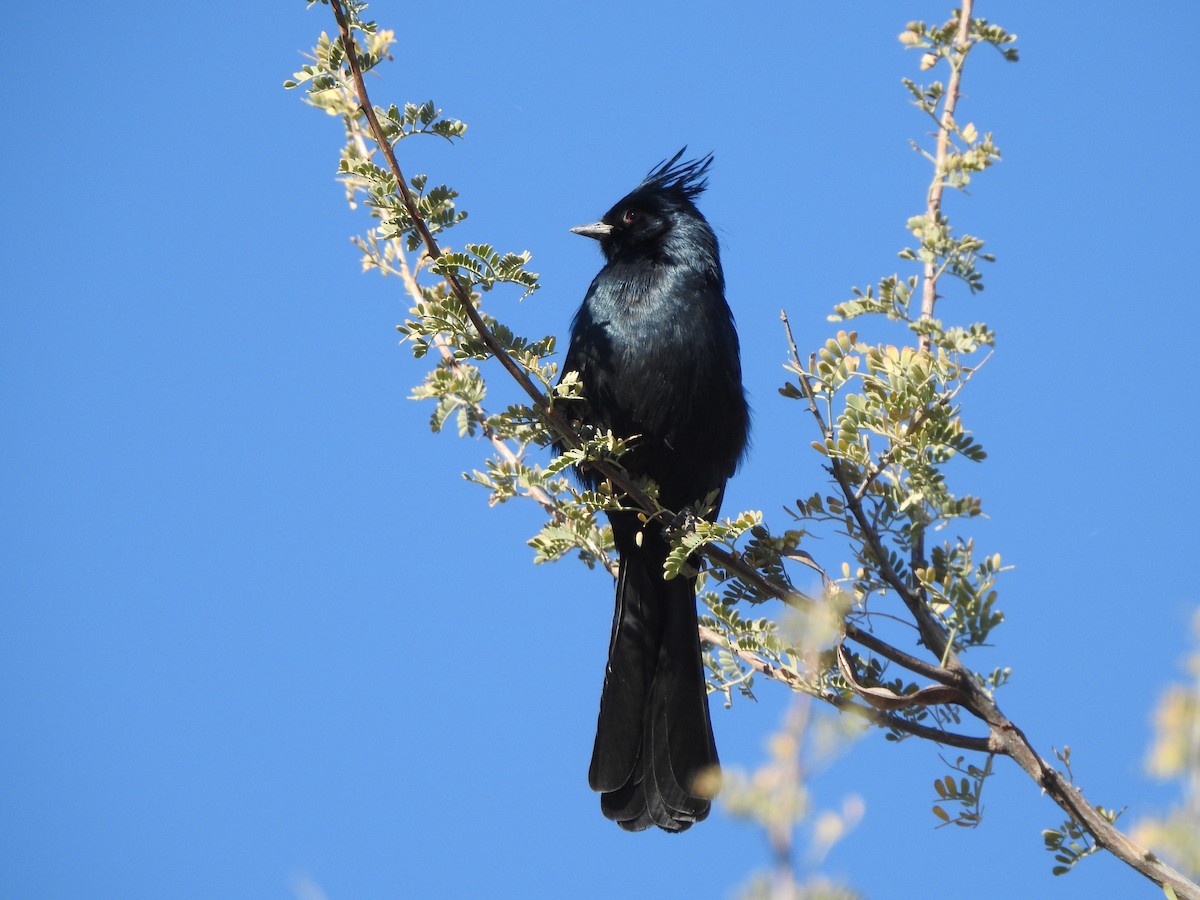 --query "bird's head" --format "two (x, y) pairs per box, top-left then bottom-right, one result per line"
(571, 149), (714, 262)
